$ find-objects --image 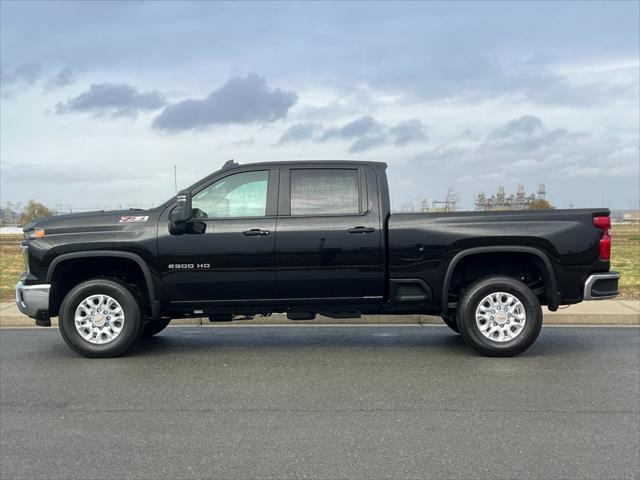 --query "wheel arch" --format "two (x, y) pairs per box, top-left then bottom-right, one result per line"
(440, 246), (559, 315)
(47, 251), (159, 318)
